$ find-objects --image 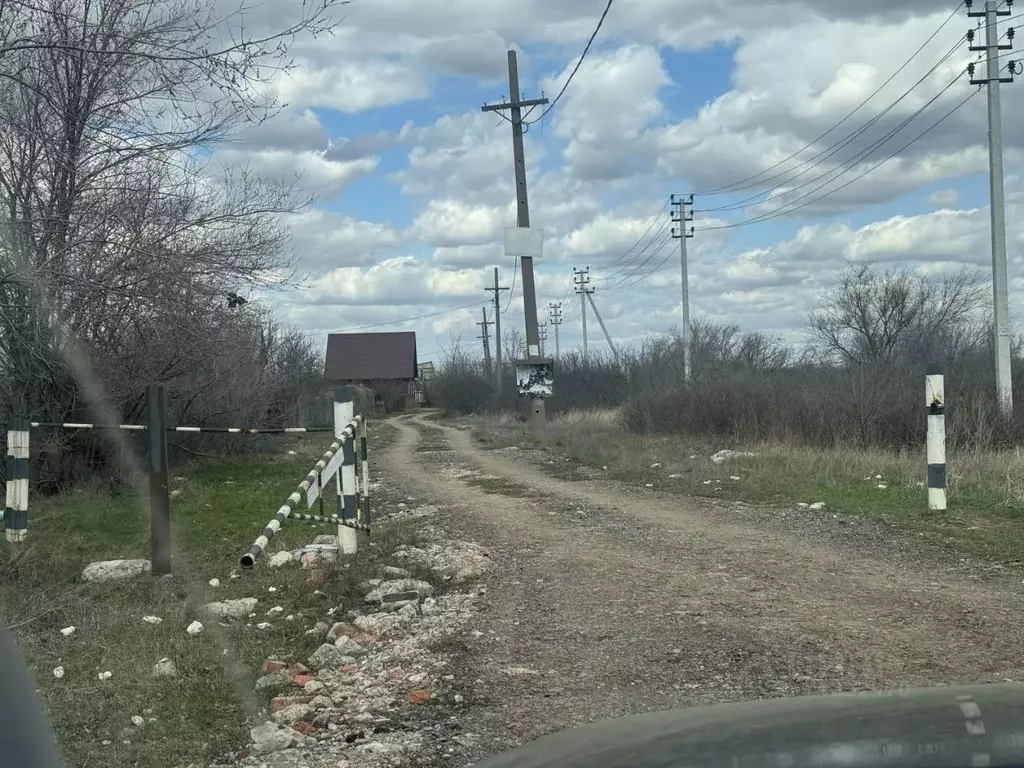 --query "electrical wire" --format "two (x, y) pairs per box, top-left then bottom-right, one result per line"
(603, 232), (675, 289)
(312, 300), (490, 335)
(696, 31), (968, 214)
(690, 2), (966, 197)
(503, 255), (518, 313)
(526, 0), (615, 125)
(595, 219), (674, 283)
